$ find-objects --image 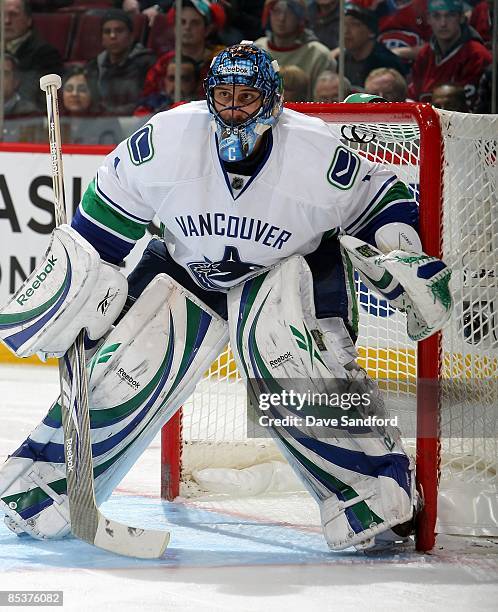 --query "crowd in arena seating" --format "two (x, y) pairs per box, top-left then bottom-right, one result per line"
(1, 0), (494, 144)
